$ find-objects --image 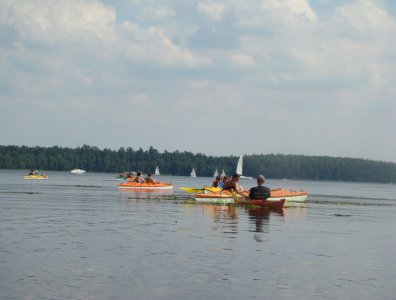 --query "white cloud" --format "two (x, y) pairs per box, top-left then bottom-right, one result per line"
(229, 53), (254, 68)
(261, 0), (318, 23)
(2, 0), (117, 45)
(1, 0), (395, 161)
(140, 4), (176, 20)
(332, 0), (396, 34)
(234, 0), (317, 30)
(1, 0), (208, 68)
(197, 2), (226, 22)
(119, 22), (210, 67)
